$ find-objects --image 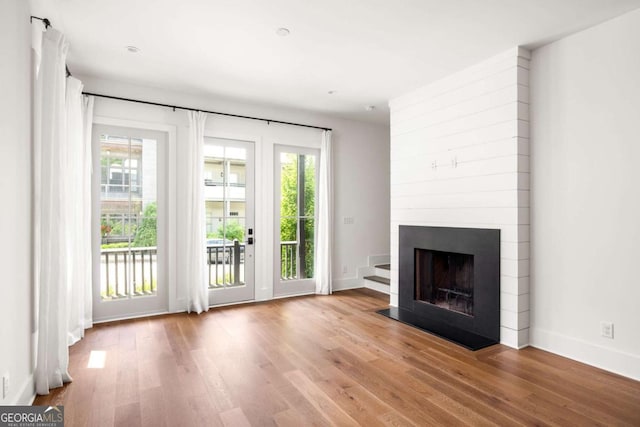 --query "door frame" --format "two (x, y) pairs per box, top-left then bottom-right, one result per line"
(204, 131), (258, 306)
(92, 117), (177, 322)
